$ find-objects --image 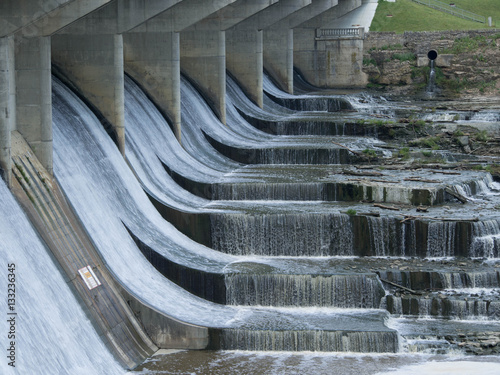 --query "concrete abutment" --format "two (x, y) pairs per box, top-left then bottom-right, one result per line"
(0, 36), (15, 186)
